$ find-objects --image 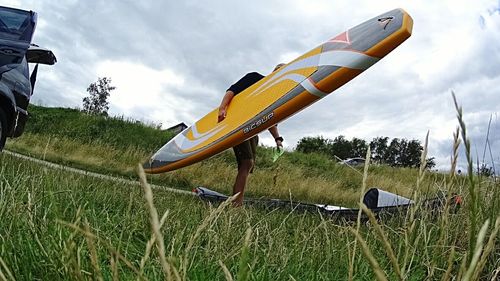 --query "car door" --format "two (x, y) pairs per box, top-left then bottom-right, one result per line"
(0, 6), (36, 74)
